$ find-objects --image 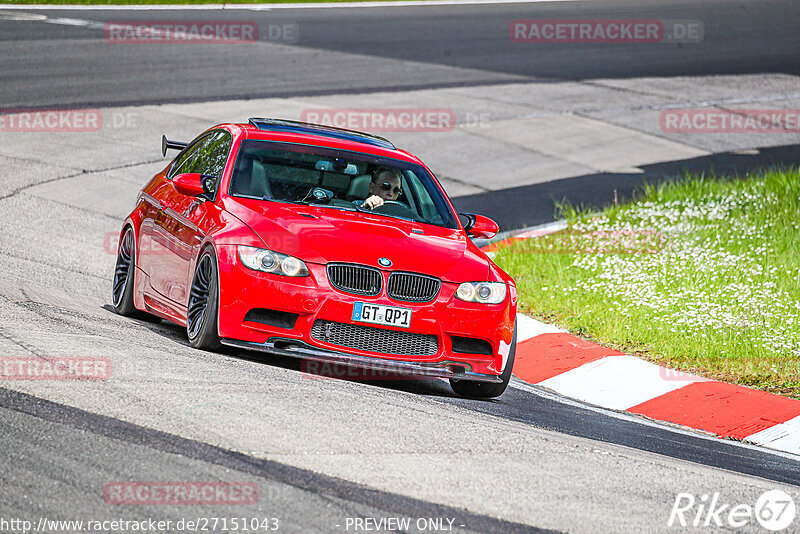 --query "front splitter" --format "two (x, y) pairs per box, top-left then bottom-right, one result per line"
(220, 337), (502, 383)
